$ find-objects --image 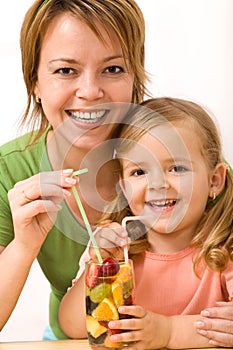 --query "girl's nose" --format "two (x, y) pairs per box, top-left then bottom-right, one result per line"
(75, 72), (104, 101)
(147, 169), (169, 190)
